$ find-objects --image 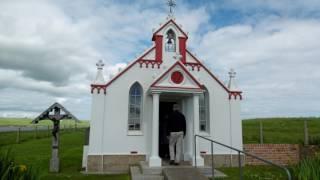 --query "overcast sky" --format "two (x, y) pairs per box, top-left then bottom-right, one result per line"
(0, 0), (319, 120)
